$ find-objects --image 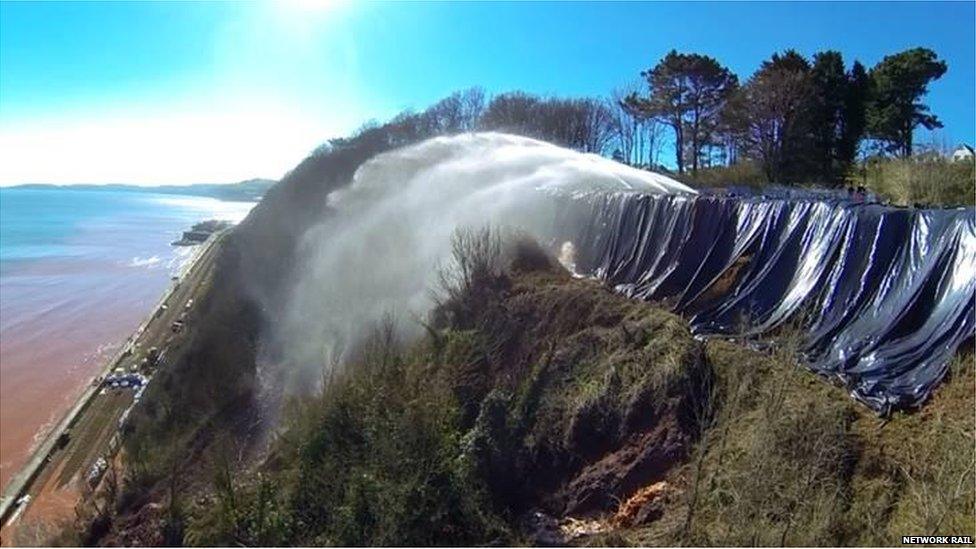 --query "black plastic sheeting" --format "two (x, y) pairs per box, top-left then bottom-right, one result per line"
(552, 193), (975, 413)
